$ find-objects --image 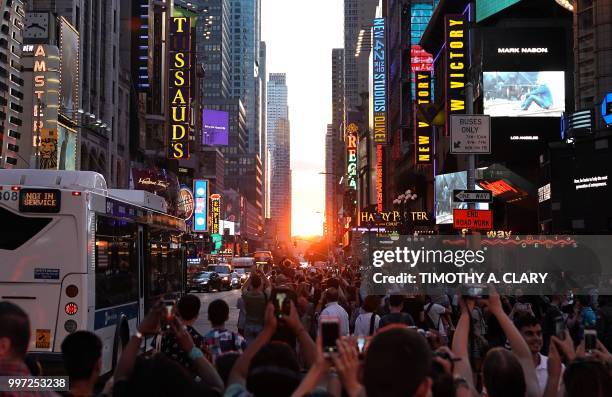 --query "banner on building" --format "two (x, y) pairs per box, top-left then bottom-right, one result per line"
(415, 71), (433, 164)
(58, 17), (79, 118)
(372, 18), (387, 144)
(167, 14), (192, 159)
(202, 109), (229, 146)
(376, 145), (384, 211)
(445, 14), (467, 136)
